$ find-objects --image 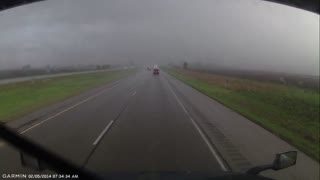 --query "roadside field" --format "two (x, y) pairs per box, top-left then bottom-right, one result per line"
(167, 68), (319, 161)
(0, 70), (135, 122)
